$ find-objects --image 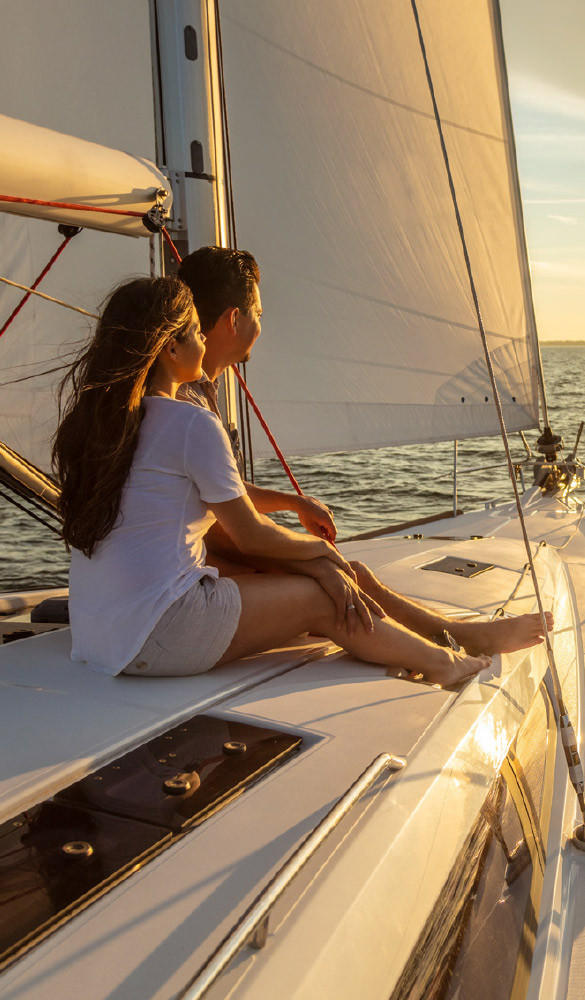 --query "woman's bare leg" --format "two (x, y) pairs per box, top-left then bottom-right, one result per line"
(215, 574), (490, 685)
(350, 560), (553, 655)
